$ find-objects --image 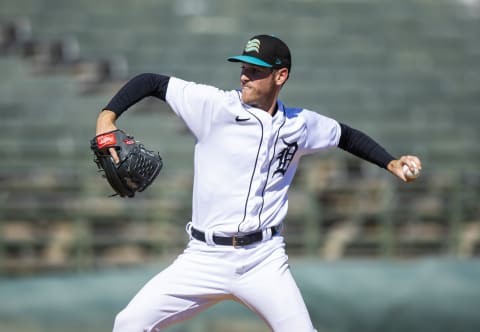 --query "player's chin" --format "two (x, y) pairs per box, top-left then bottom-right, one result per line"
(241, 89), (256, 104)
(240, 92), (252, 104)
